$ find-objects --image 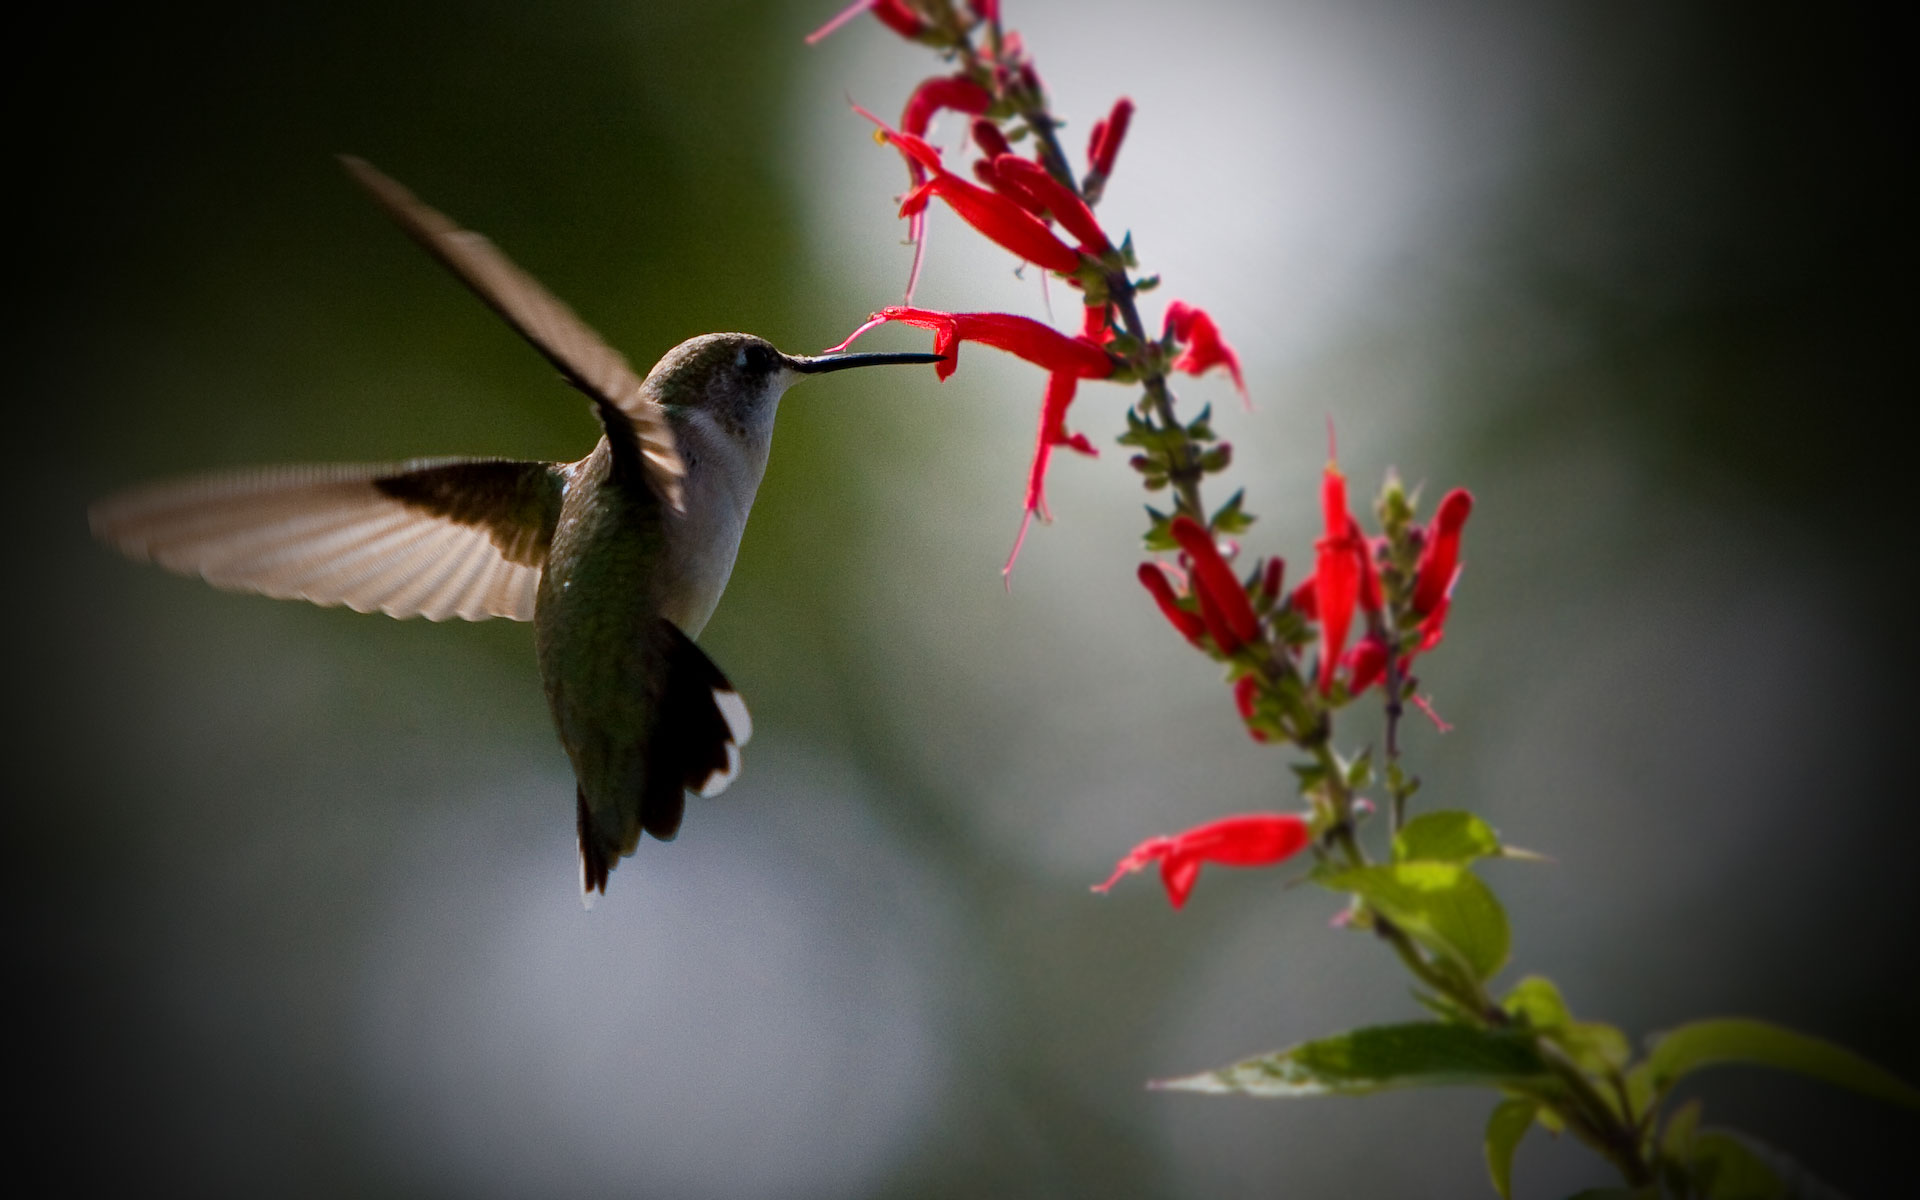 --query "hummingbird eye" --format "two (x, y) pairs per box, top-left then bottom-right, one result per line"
(735, 341), (778, 377)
